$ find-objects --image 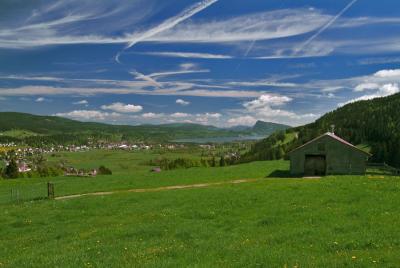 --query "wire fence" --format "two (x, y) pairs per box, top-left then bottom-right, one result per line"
(367, 163), (400, 176)
(0, 181), (50, 205)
